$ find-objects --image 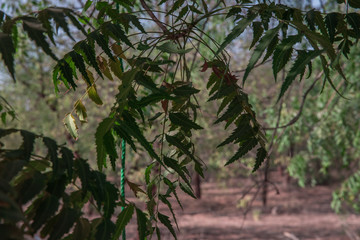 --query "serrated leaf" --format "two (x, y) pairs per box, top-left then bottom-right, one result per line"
(164, 157), (190, 186)
(64, 113), (78, 140)
(98, 56), (114, 80)
(77, 41), (103, 78)
(169, 112), (203, 130)
(250, 22), (263, 49)
(31, 195), (60, 232)
(58, 59), (77, 90)
(16, 171), (46, 204)
(272, 34), (302, 81)
(46, 207), (79, 240)
(103, 131), (118, 169)
(0, 33), (15, 80)
(117, 111), (160, 161)
(90, 32), (114, 61)
(216, 14), (256, 56)
(73, 218), (91, 240)
(112, 204), (134, 240)
(136, 208), (148, 240)
(60, 147), (74, 178)
(88, 85), (103, 105)
(225, 138), (258, 166)
(127, 14), (146, 33)
(159, 194), (178, 230)
(69, 51), (91, 85)
(102, 23), (133, 48)
(347, 13), (360, 39)
(167, 0), (185, 16)
(253, 147), (267, 172)
(278, 50), (322, 100)
(43, 137), (59, 174)
(165, 135), (197, 163)
(74, 100), (87, 123)
(127, 179), (146, 197)
(325, 12), (339, 43)
(243, 23), (283, 84)
(47, 8), (75, 41)
(176, 6), (189, 23)
(95, 118), (115, 171)
(109, 58), (123, 79)
(179, 182), (196, 199)
(173, 85), (200, 96)
(158, 212), (177, 240)
(214, 98), (243, 125)
(96, 219), (115, 240)
(217, 115), (251, 148)
(156, 42), (192, 54)
(22, 18), (58, 60)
